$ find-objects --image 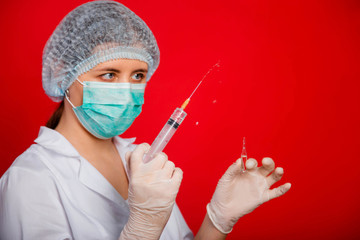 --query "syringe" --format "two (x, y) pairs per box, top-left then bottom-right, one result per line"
(142, 105), (187, 163)
(143, 61), (220, 163)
